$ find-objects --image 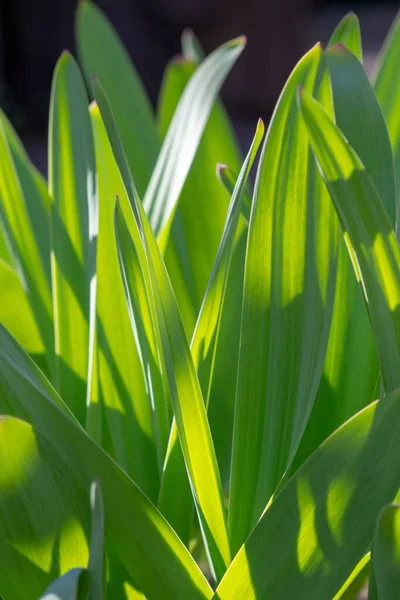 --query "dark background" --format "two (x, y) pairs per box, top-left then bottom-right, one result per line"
(0, 0), (398, 172)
